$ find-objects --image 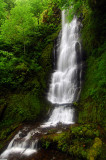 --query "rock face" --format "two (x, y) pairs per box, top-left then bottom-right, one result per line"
(0, 98), (7, 121)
